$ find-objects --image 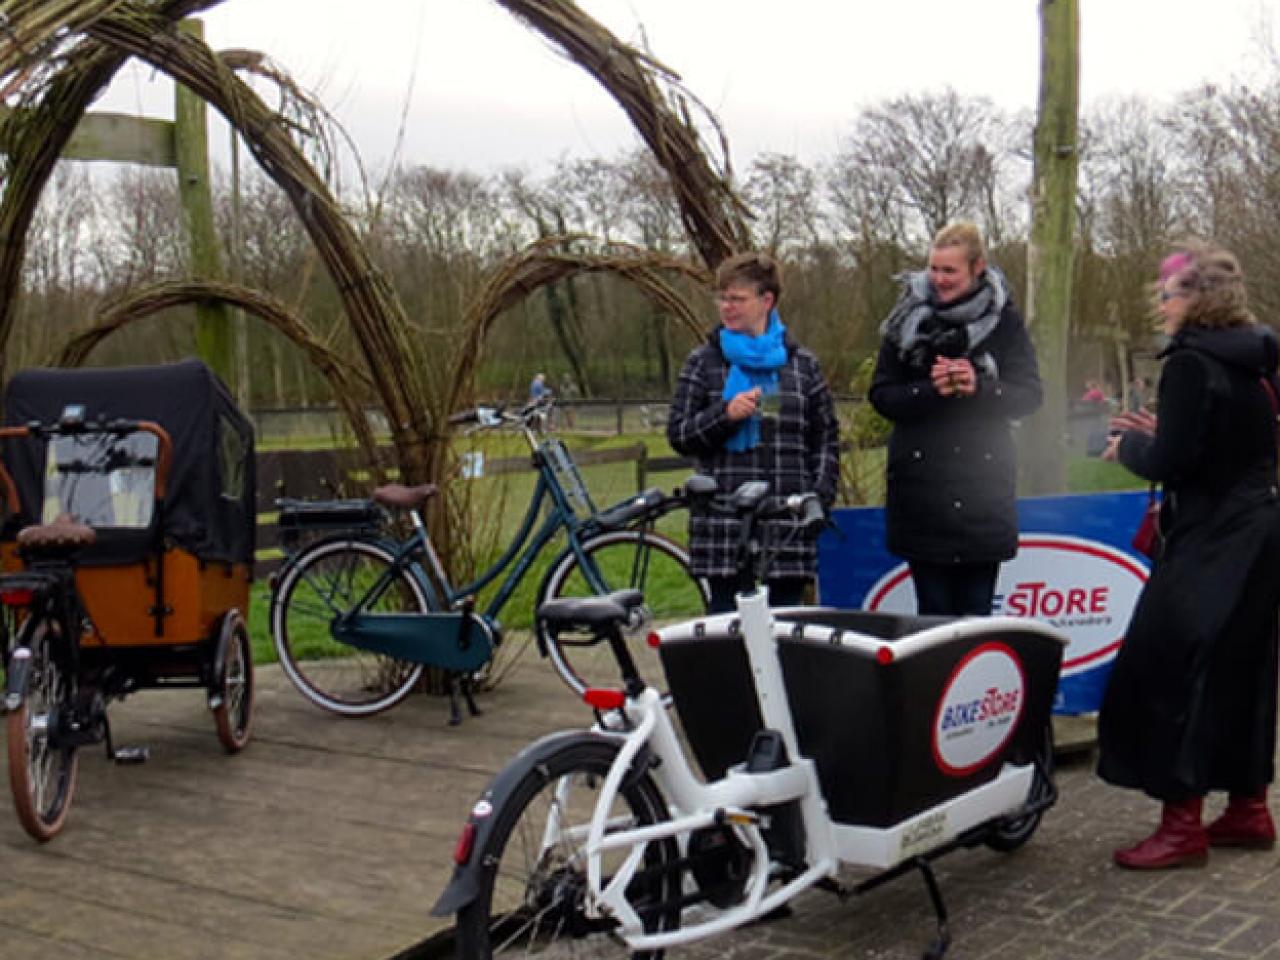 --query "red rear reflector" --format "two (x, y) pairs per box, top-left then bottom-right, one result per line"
(0, 588), (34, 607)
(583, 688), (626, 711)
(453, 821), (477, 865)
(646, 631), (661, 649)
(876, 646), (894, 665)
